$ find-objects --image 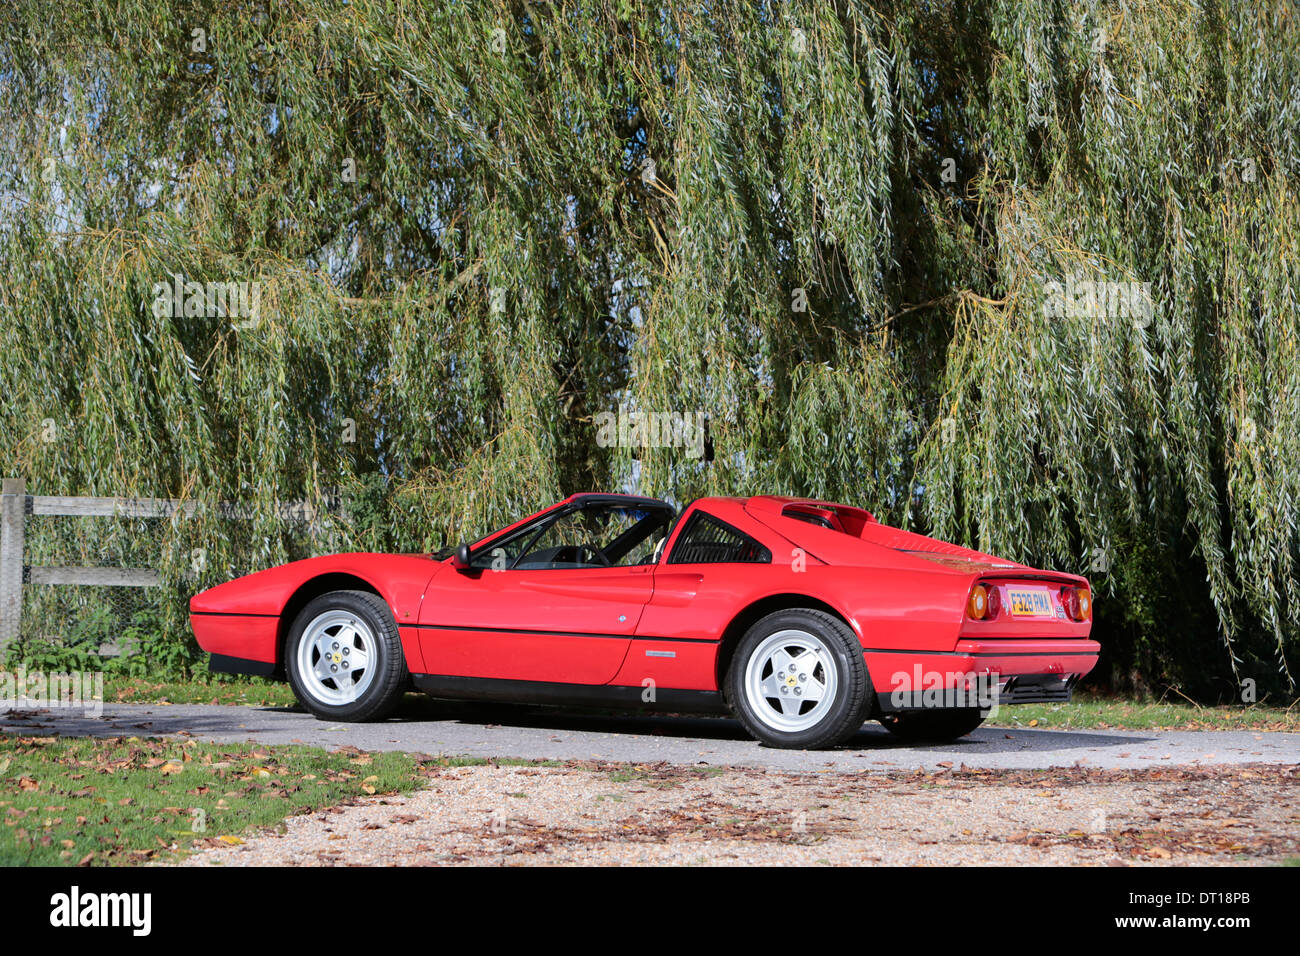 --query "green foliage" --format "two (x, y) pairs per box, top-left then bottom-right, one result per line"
(0, 1), (1296, 697)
